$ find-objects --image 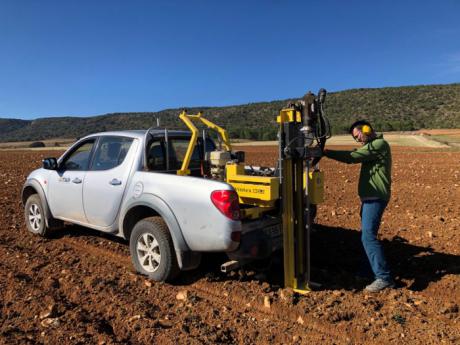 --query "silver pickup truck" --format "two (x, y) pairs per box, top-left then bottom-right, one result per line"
(22, 130), (281, 281)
